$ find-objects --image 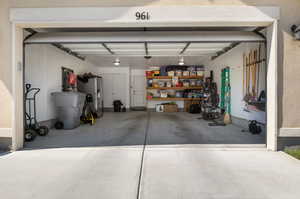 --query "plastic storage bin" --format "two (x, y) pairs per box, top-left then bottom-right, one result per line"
(52, 92), (86, 129)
